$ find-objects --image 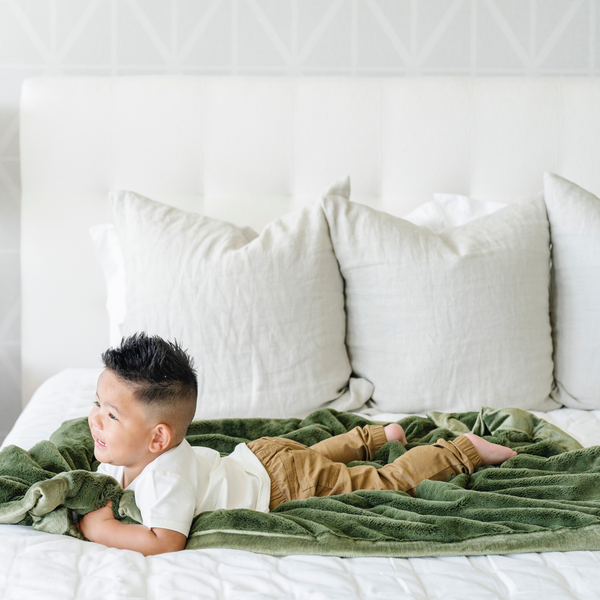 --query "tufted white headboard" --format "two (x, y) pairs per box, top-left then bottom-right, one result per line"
(20, 76), (600, 404)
